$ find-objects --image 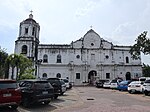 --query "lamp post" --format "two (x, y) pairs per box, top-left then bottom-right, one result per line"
(68, 61), (74, 84)
(11, 55), (15, 80)
(36, 59), (42, 78)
